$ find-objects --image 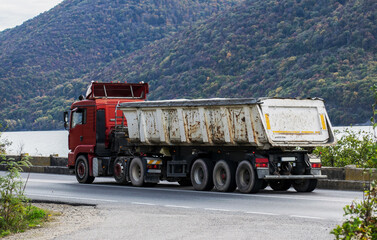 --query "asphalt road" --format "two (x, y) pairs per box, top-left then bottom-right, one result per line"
(2, 171), (364, 239)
